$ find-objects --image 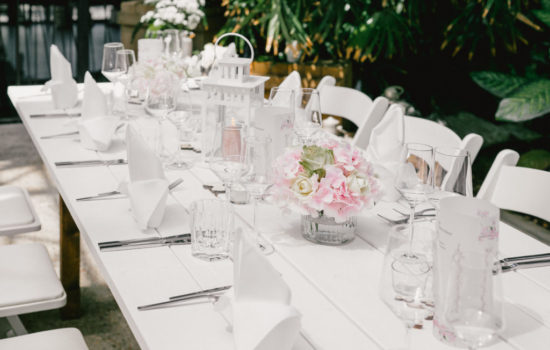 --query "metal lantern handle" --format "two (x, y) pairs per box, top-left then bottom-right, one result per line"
(214, 33), (255, 63)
